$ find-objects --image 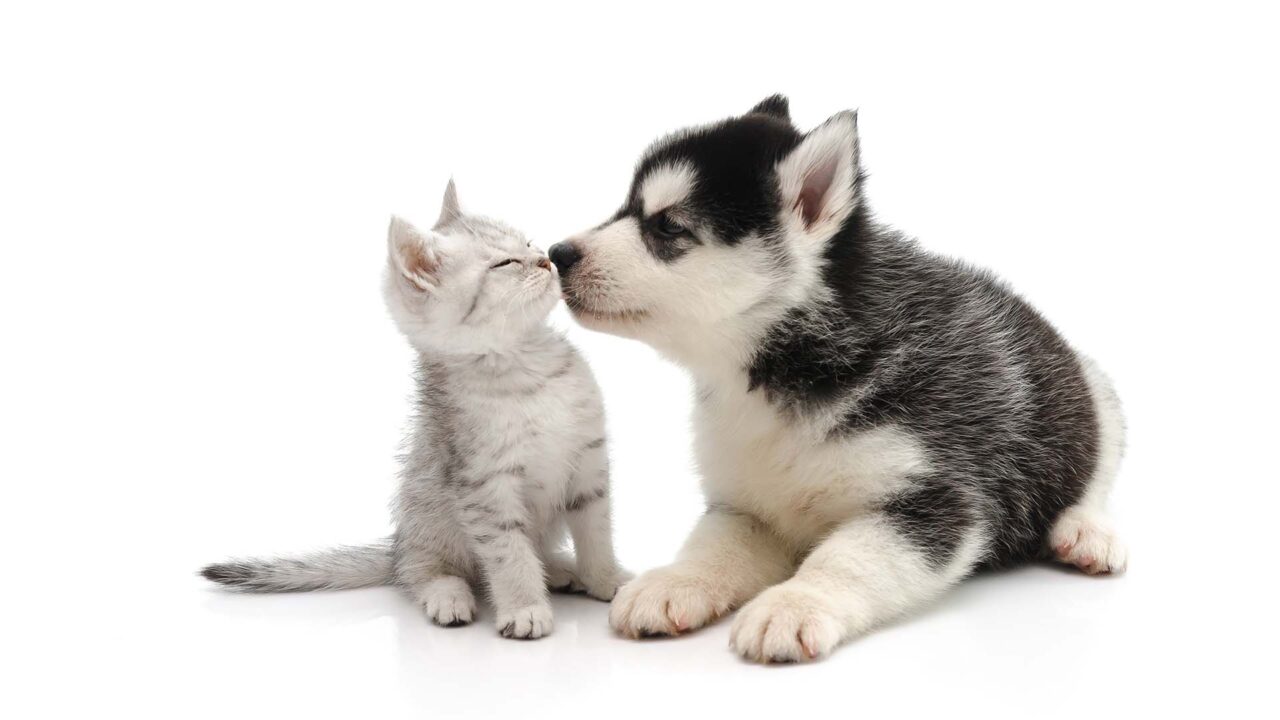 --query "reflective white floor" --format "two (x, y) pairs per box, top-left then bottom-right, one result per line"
(97, 550), (1260, 719)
